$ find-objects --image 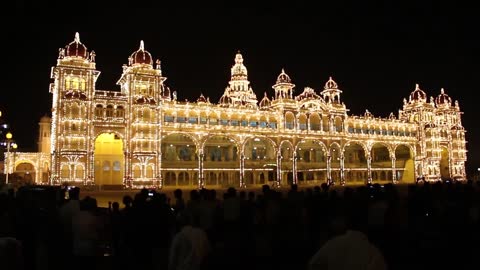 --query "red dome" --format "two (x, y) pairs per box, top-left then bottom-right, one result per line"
(130, 40), (153, 66)
(197, 94), (207, 103)
(409, 84), (427, 102)
(65, 33), (88, 59)
(259, 92), (271, 108)
(276, 69), (292, 84)
(435, 88), (452, 106)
